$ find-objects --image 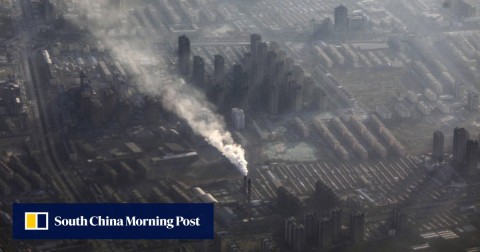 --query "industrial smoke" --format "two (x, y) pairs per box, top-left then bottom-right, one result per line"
(66, 1), (248, 175)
